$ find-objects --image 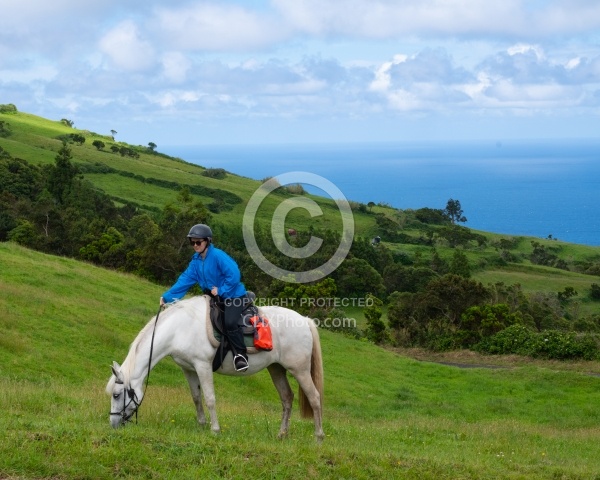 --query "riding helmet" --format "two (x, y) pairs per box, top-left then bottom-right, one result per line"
(187, 224), (212, 240)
